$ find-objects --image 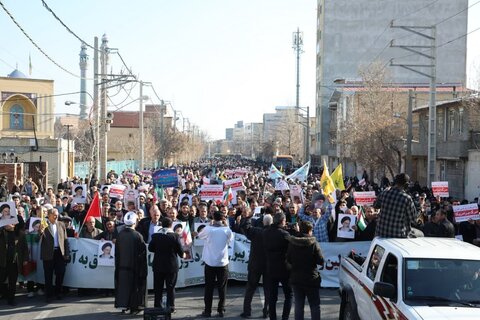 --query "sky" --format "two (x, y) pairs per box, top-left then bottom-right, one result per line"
(0, 0), (479, 140)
